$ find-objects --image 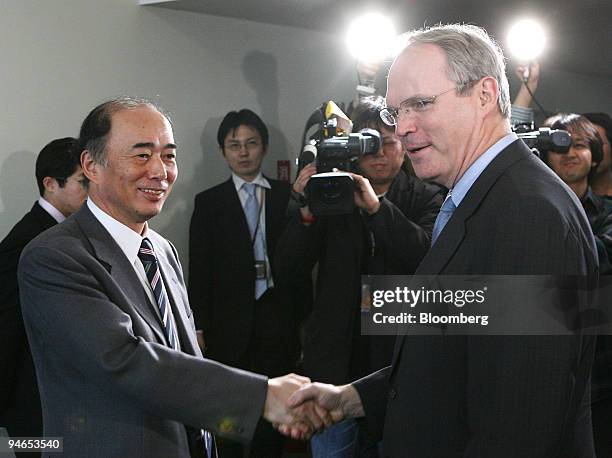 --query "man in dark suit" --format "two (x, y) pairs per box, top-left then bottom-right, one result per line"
(18, 98), (325, 458)
(189, 109), (308, 457)
(0, 137), (86, 448)
(285, 24), (599, 457)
